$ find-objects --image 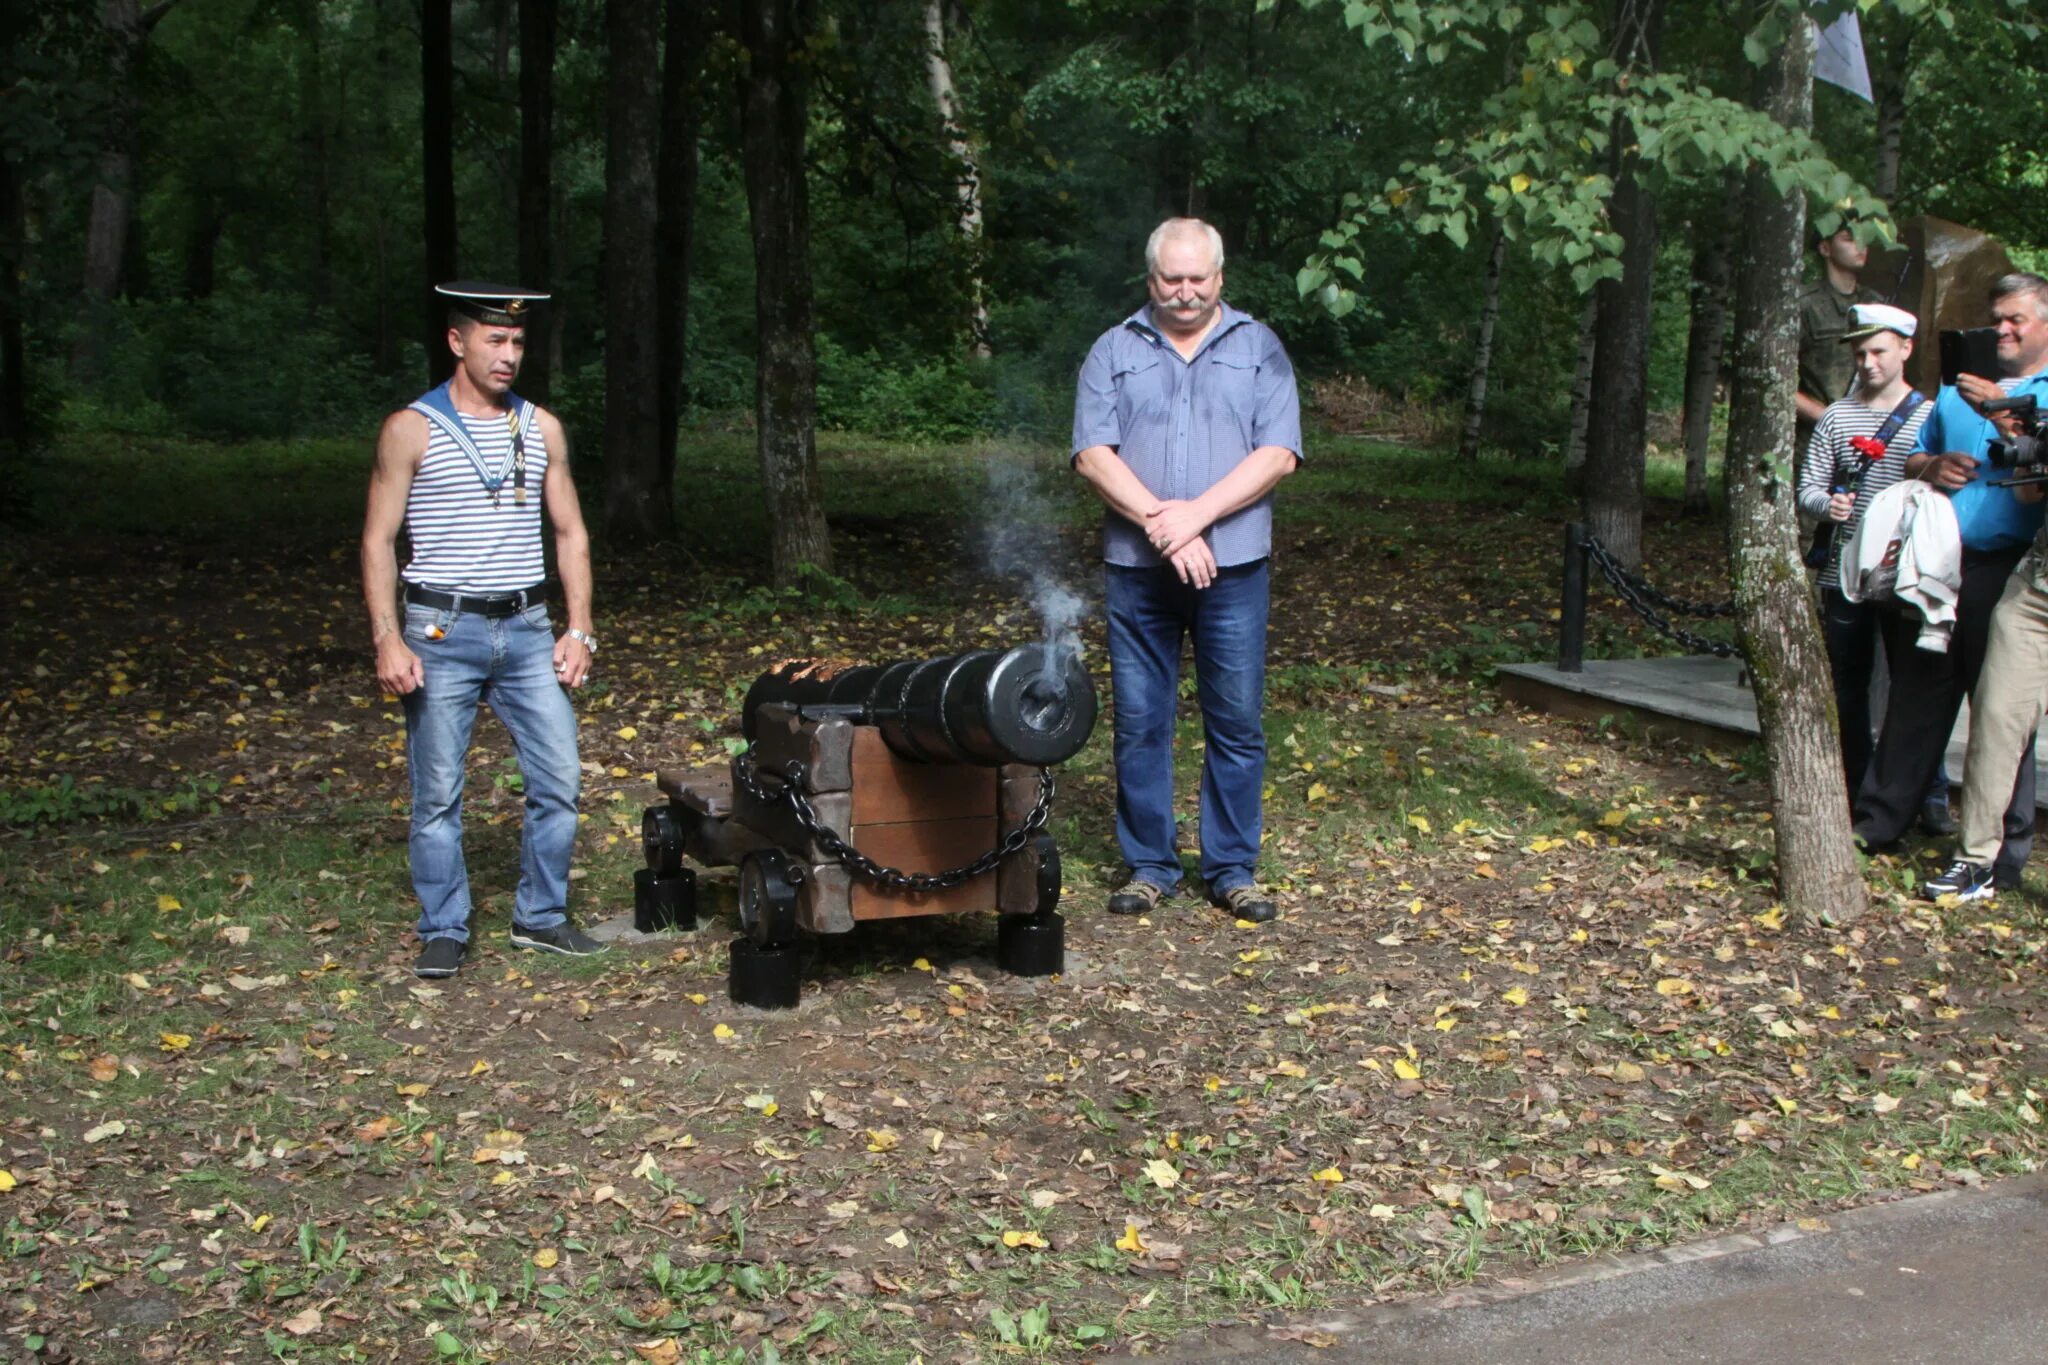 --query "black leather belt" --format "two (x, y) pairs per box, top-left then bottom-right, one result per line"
(403, 583), (548, 618)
